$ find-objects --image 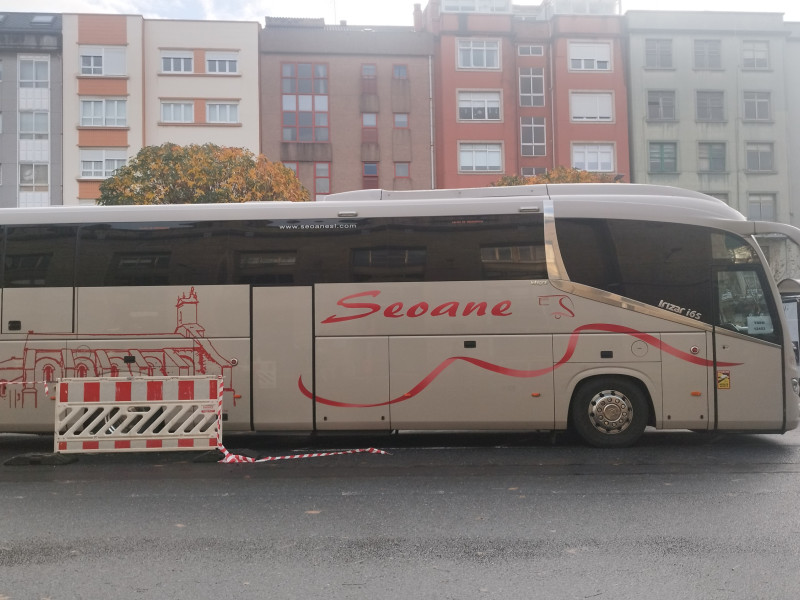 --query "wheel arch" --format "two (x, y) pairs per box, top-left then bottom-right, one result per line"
(566, 370), (657, 429)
